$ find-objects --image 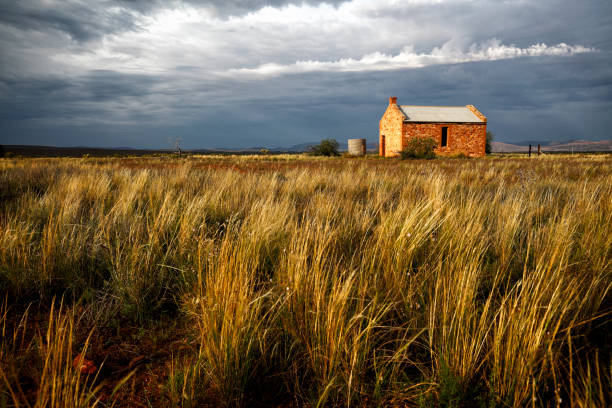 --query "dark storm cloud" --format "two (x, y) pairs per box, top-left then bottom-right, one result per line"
(0, 0), (141, 42)
(0, 0), (611, 148)
(0, 71), (170, 126)
(206, 52), (612, 146)
(80, 70), (161, 101)
(3, 50), (609, 148)
(139, 0), (348, 16)
(0, 0), (338, 43)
